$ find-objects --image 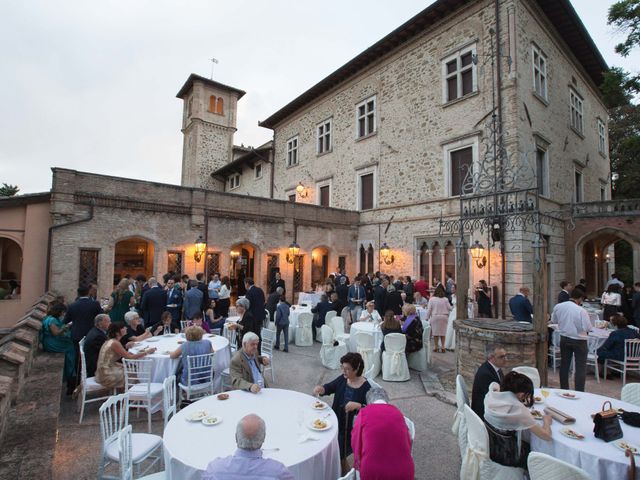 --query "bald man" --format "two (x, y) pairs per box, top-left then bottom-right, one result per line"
(202, 414), (293, 479)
